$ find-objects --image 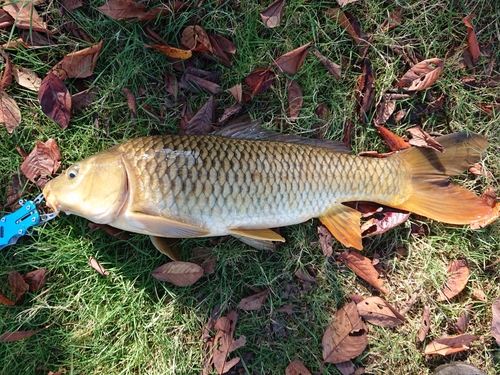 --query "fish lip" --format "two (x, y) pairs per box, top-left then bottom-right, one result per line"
(42, 184), (60, 215)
